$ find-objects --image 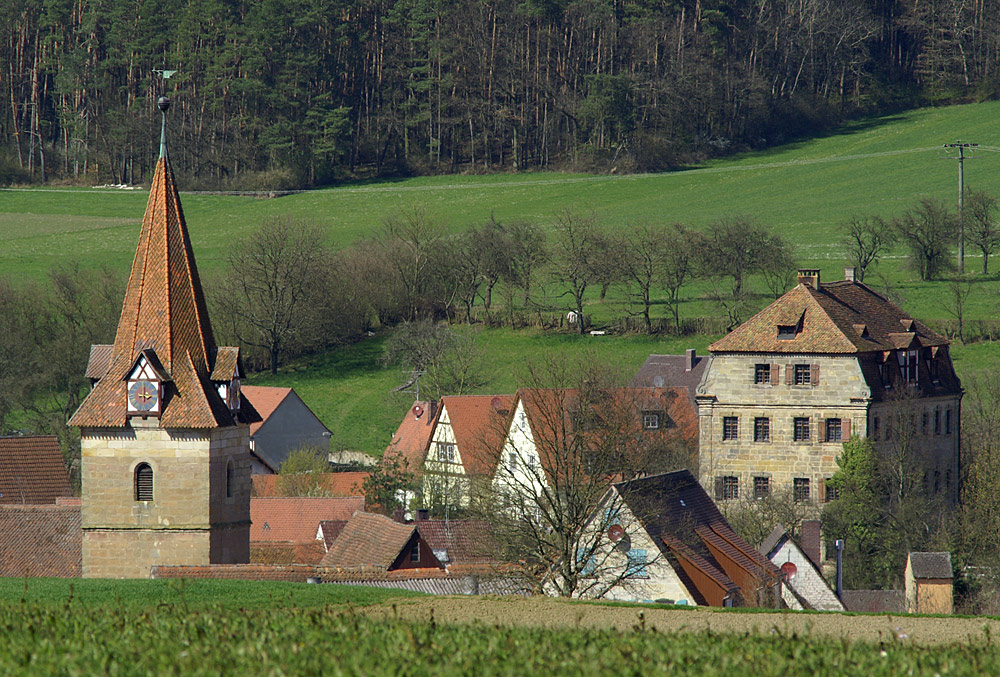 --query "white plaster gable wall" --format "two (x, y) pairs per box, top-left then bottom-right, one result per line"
(423, 404), (468, 476)
(573, 493), (697, 605)
(770, 539), (844, 611)
(492, 399), (547, 500)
